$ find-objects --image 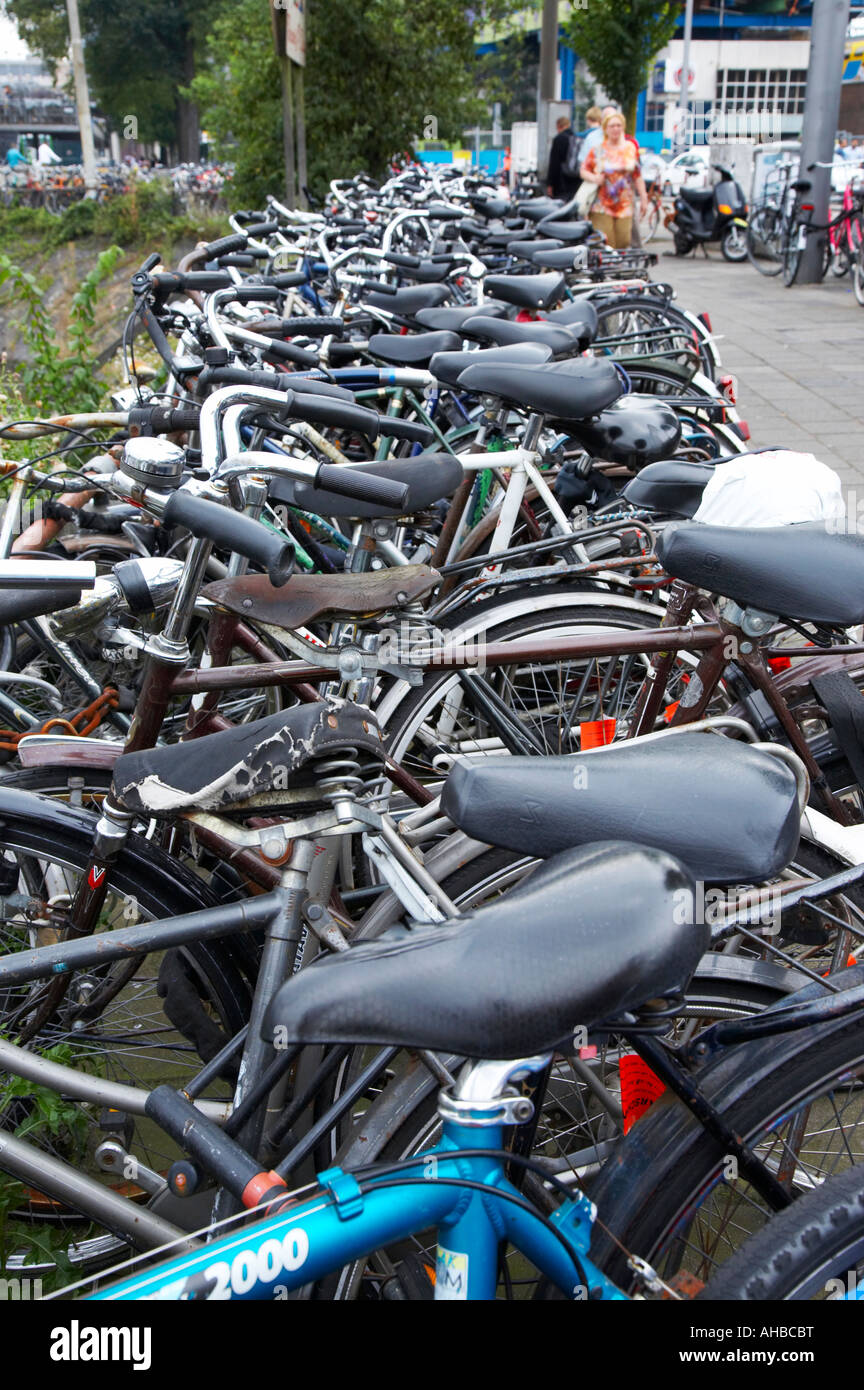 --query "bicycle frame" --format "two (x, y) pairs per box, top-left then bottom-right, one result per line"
(85, 1057), (625, 1303)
